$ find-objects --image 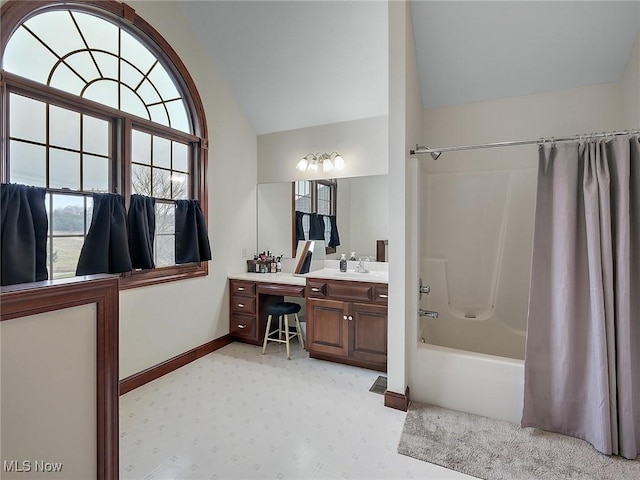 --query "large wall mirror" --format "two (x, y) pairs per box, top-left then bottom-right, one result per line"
(258, 174), (389, 261)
